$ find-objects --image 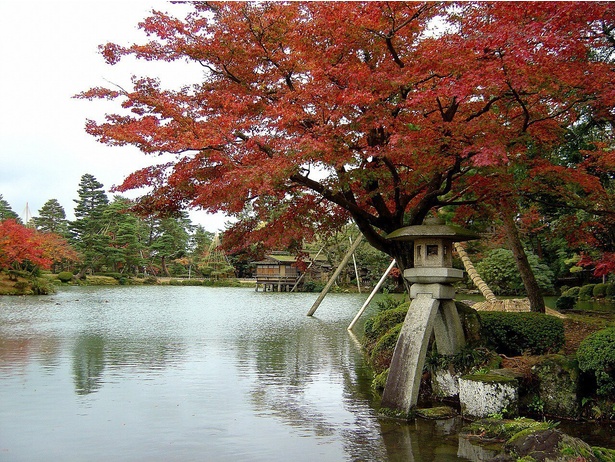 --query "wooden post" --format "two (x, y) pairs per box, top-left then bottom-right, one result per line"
(307, 234), (364, 316)
(291, 246), (325, 292)
(348, 259), (396, 331)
